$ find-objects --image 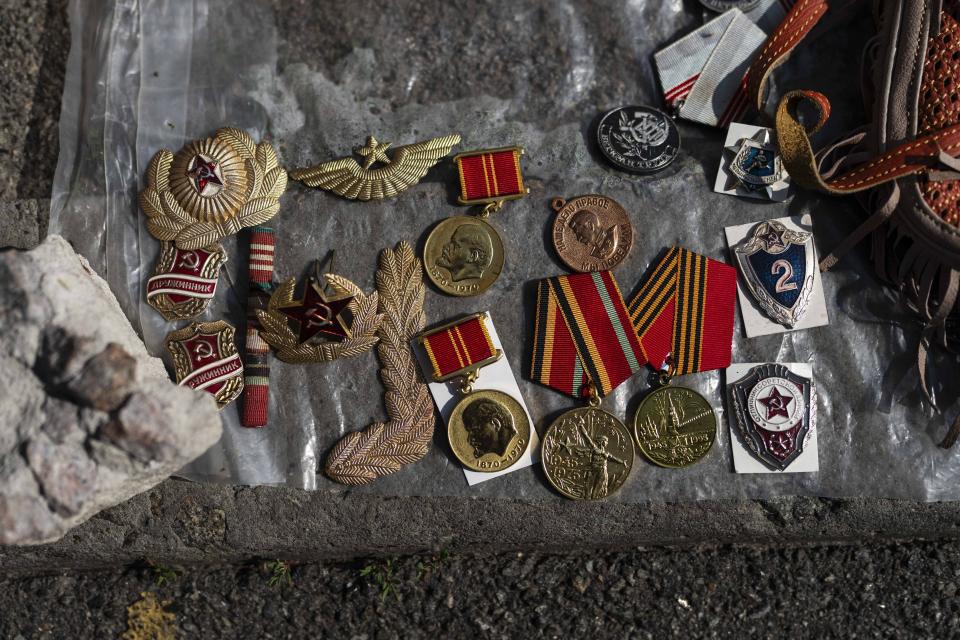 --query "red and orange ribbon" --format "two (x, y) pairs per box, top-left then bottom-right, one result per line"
(420, 313), (501, 382)
(454, 147), (528, 205)
(627, 246), (737, 376)
(531, 270), (645, 398)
